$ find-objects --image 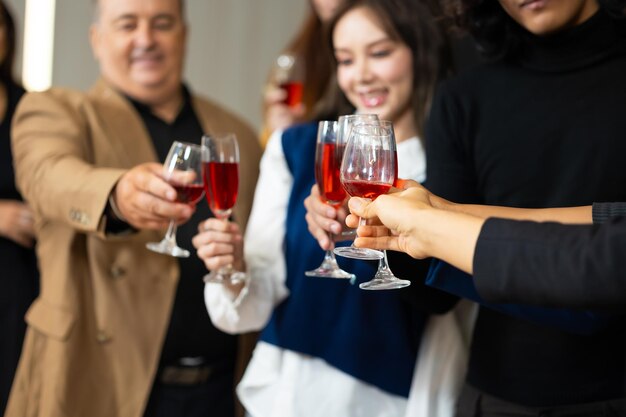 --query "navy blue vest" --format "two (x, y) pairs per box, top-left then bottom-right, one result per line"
(259, 122), (426, 398)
